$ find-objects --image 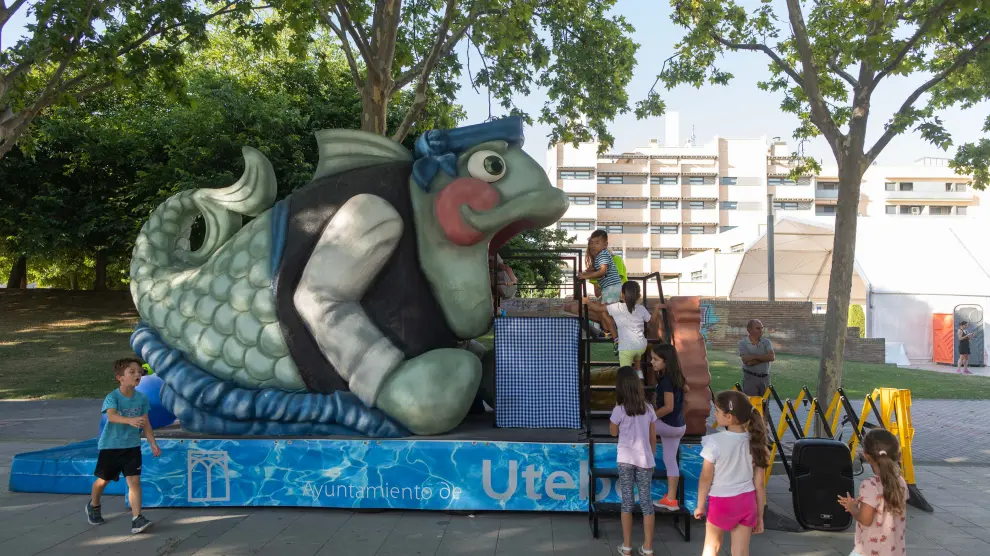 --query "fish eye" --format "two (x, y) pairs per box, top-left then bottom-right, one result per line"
(467, 150), (506, 182)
